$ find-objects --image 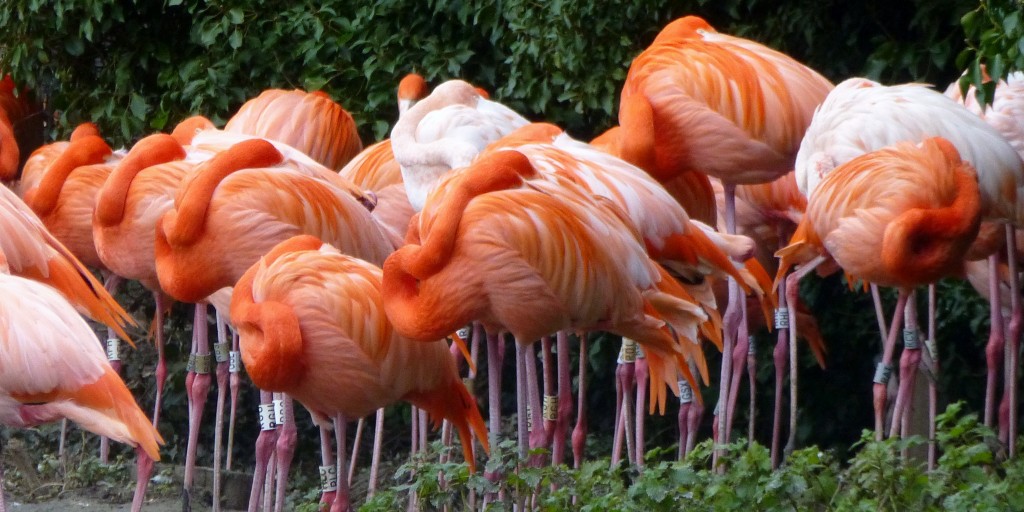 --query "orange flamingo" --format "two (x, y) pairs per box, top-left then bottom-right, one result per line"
(617, 15), (833, 449)
(0, 253), (162, 512)
(231, 235), (489, 512)
(383, 152), (713, 442)
(778, 138), (983, 442)
(481, 123), (765, 464)
(794, 77), (1024, 453)
(152, 139), (394, 510)
(223, 89), (363, 171)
